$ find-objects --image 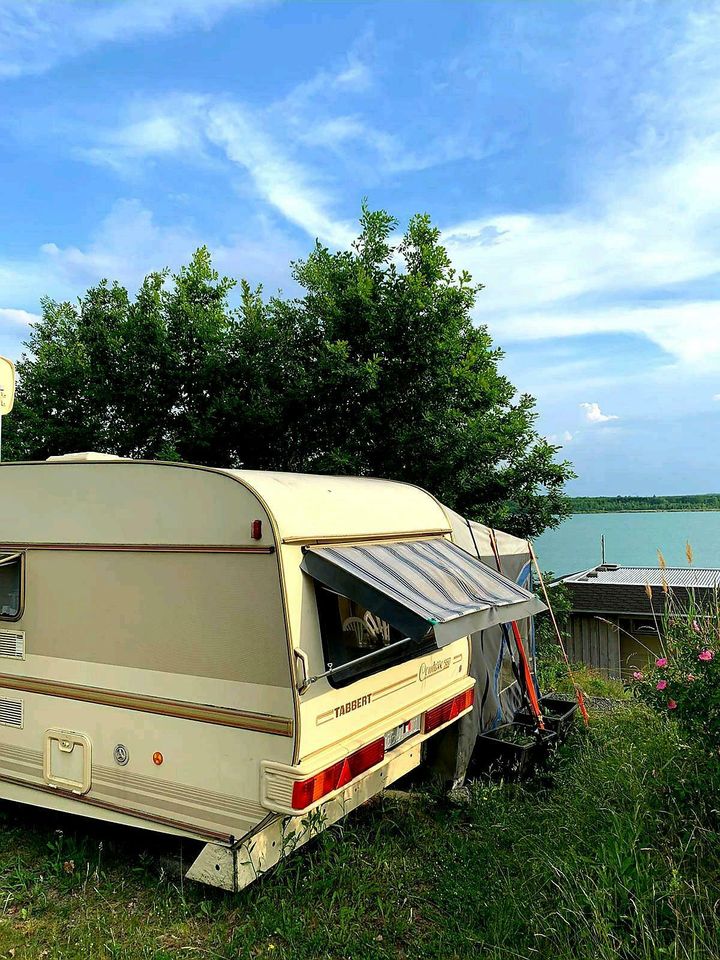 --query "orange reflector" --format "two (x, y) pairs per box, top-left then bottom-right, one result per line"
(423, 688), (474, 734)
(291, 737), (385, 810)
(152, 752), (164, 766)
